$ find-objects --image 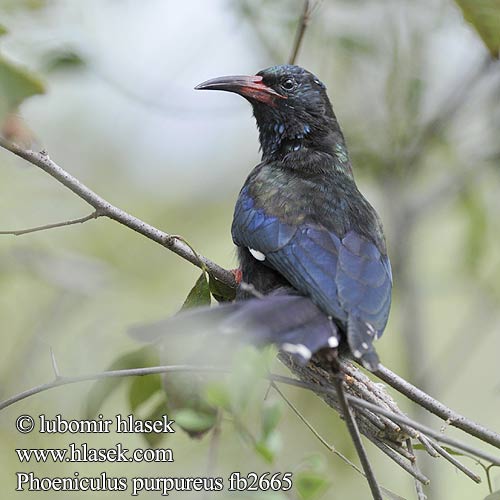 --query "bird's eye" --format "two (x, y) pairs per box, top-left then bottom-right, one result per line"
(280, 78), (296, 91)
